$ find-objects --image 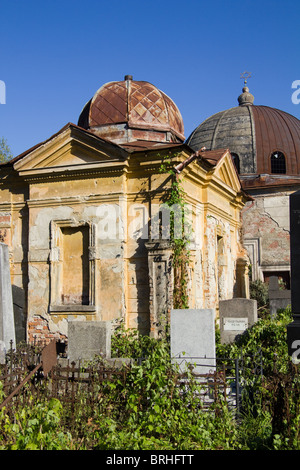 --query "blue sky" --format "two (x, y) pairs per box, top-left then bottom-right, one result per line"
(1, 0), (299, 157)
